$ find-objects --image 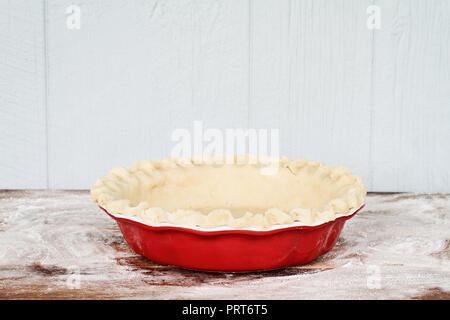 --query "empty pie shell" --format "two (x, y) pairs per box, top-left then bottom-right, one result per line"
(91, 156), (366, 271)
